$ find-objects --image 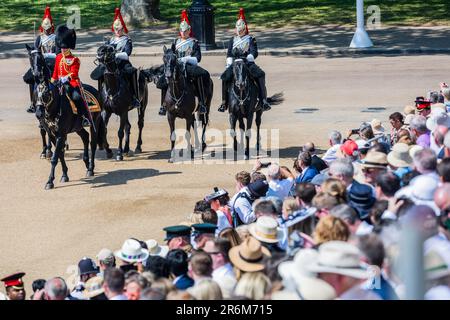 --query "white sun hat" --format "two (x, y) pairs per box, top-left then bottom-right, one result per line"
(145, 239), (169, 258)
(114, 239), (149, 263)
(248, 216), (284, 244)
